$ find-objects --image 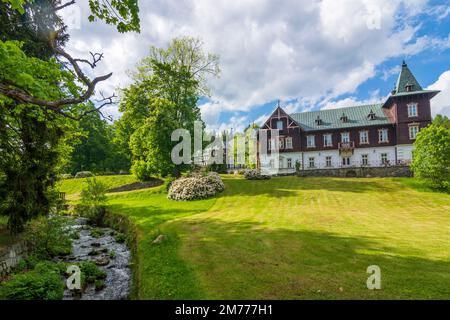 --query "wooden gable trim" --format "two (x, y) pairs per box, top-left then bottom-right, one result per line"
(262, 106), (299, 130)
